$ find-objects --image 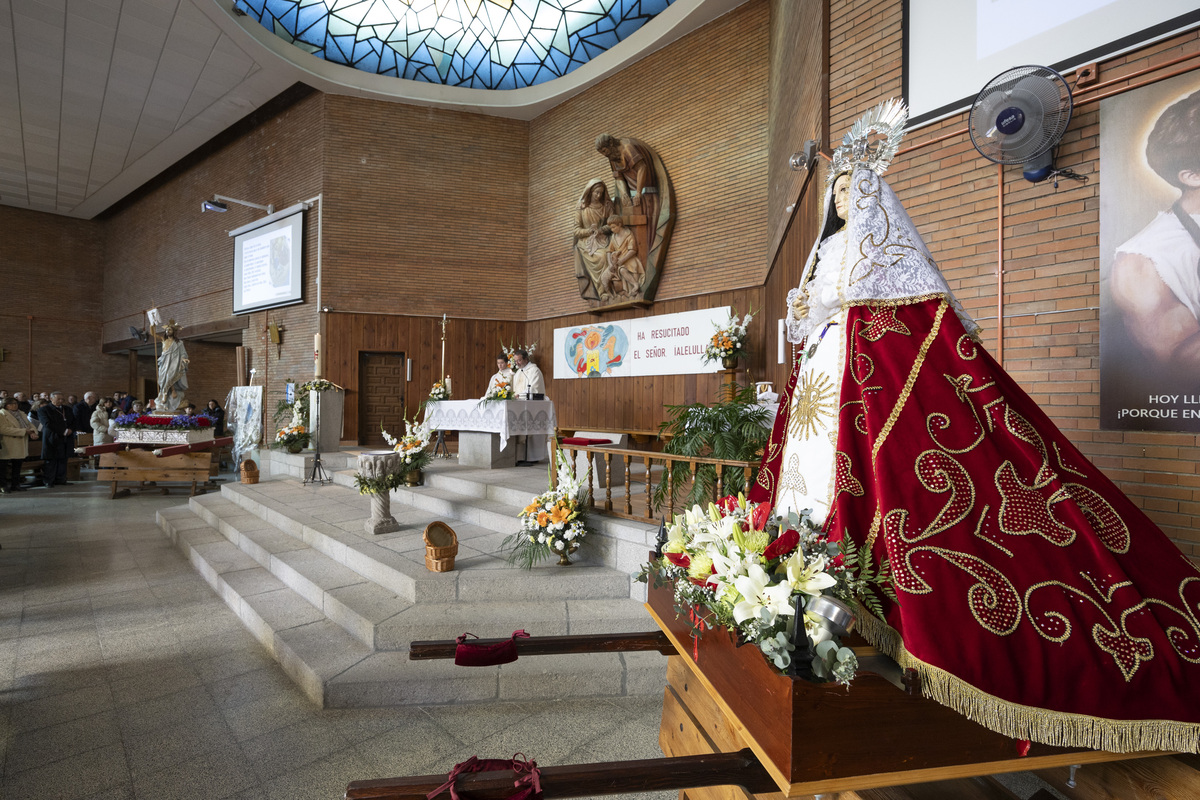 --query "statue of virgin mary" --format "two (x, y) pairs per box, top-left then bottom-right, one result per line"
(751, 100), (1200, 754)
